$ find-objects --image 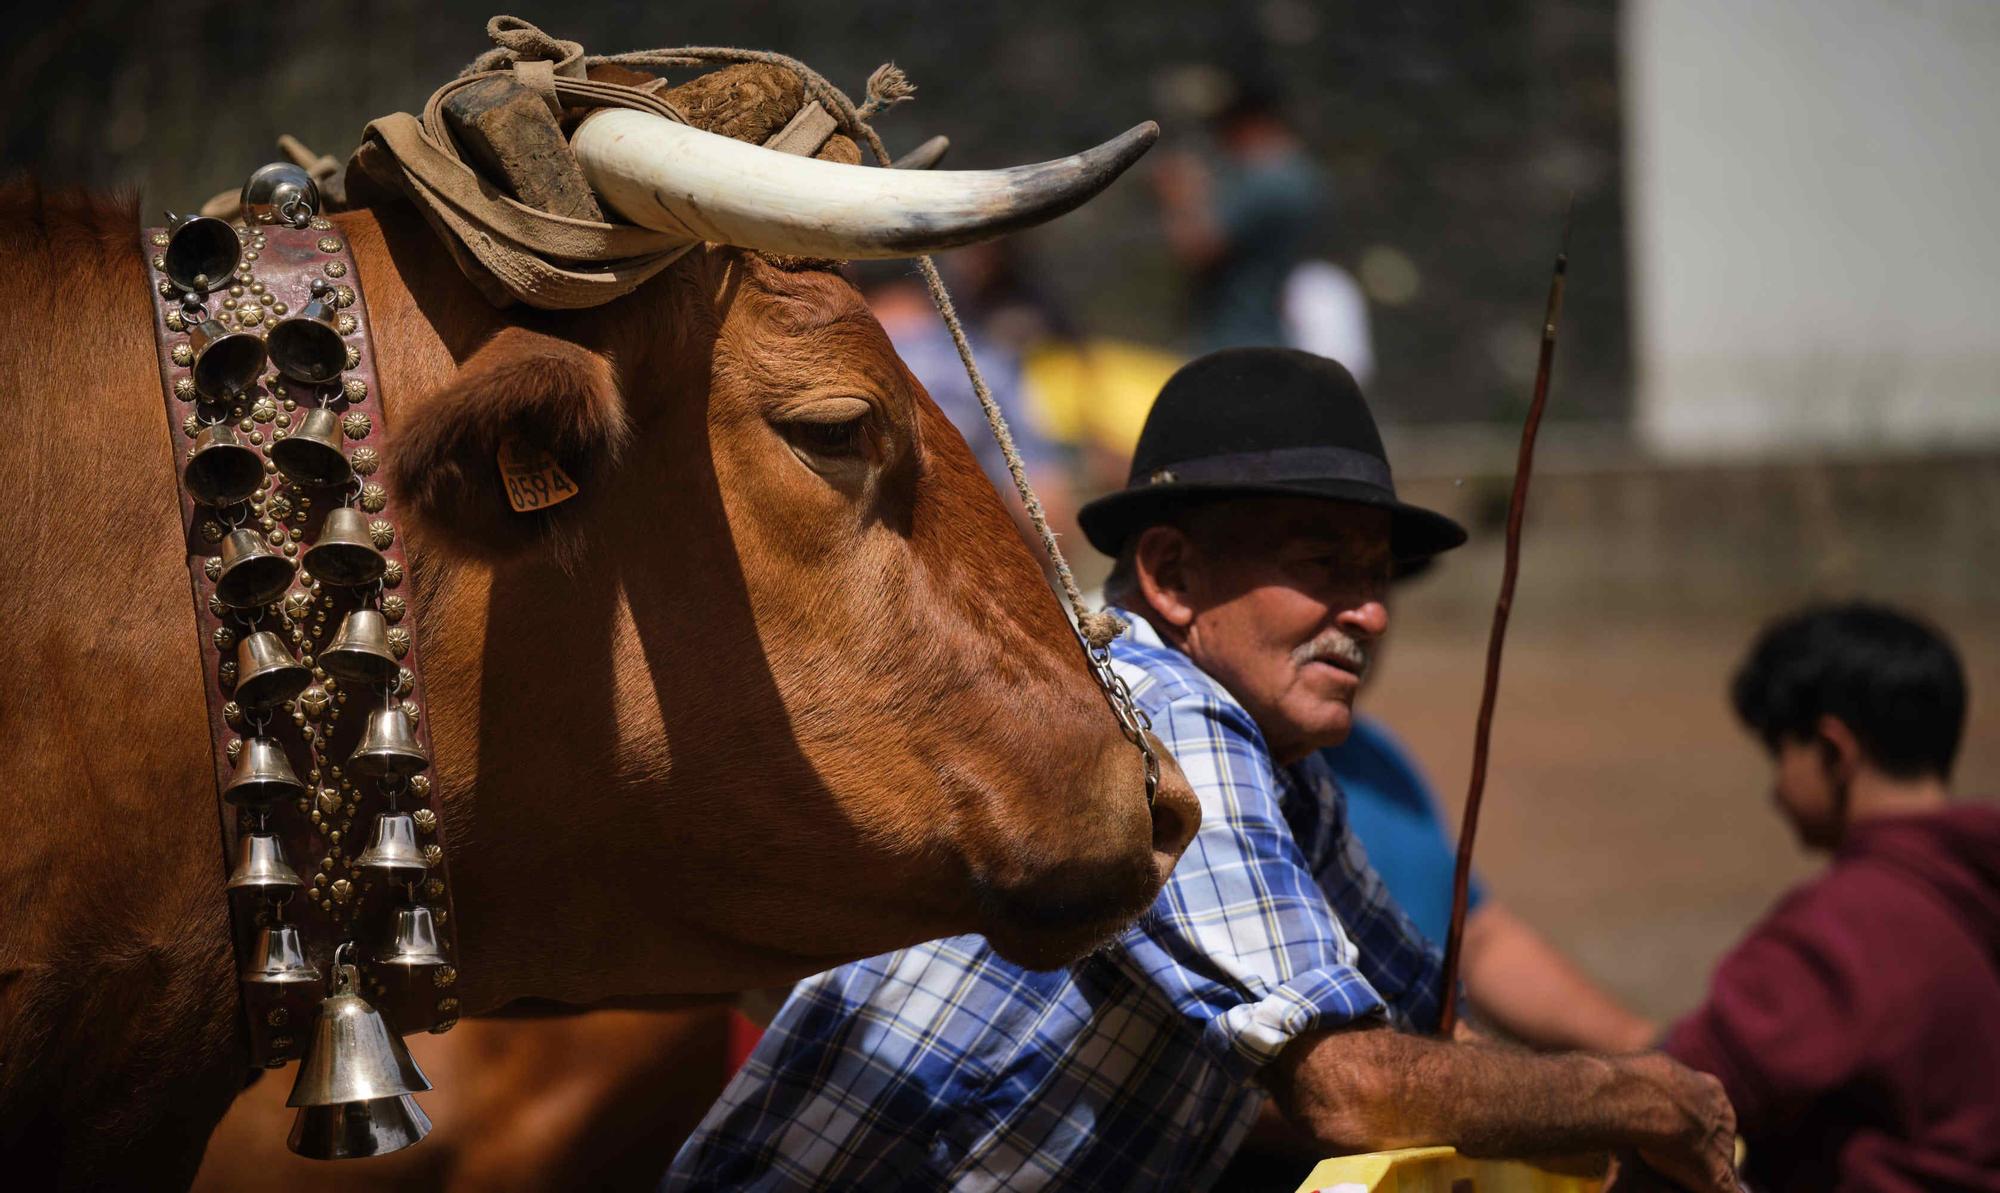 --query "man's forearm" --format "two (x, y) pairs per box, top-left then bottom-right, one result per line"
(1266, 1026), (1675, 1159)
